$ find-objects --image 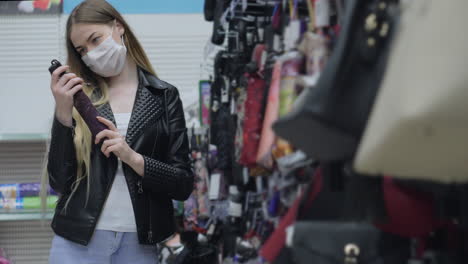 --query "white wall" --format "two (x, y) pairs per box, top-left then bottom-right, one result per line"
(0, 14), (212, 139)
